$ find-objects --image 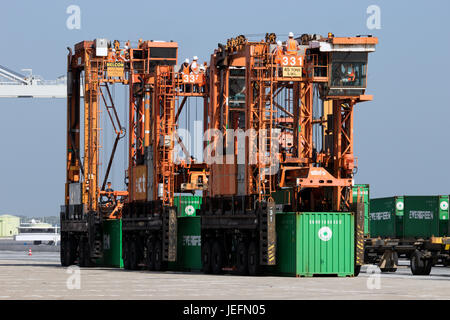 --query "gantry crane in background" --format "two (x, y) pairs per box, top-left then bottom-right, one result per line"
(200, 33), (377, 275)
(0, 65), (70, 98)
